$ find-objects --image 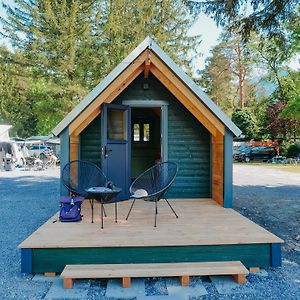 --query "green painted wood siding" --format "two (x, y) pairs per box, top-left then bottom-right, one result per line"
(80, 115), (101, 166)
(32, 243), (271, 273)
(115, 74), (211, 198)
(80, 74), (211, 197)
(167, 96), (210, 198)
